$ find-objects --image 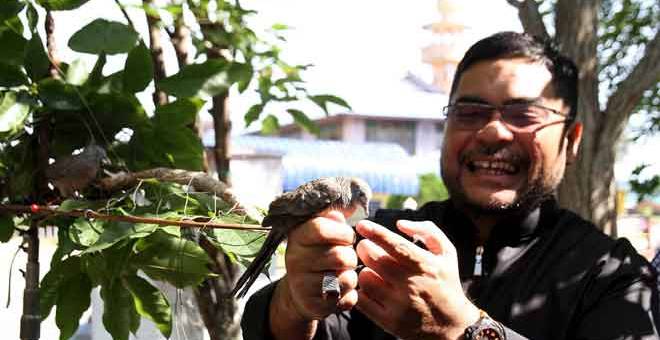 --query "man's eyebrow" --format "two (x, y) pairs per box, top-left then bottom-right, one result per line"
(454, 96), (489, 104)
(453, 96), (545, 105)
(502, 97), (543, 105)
